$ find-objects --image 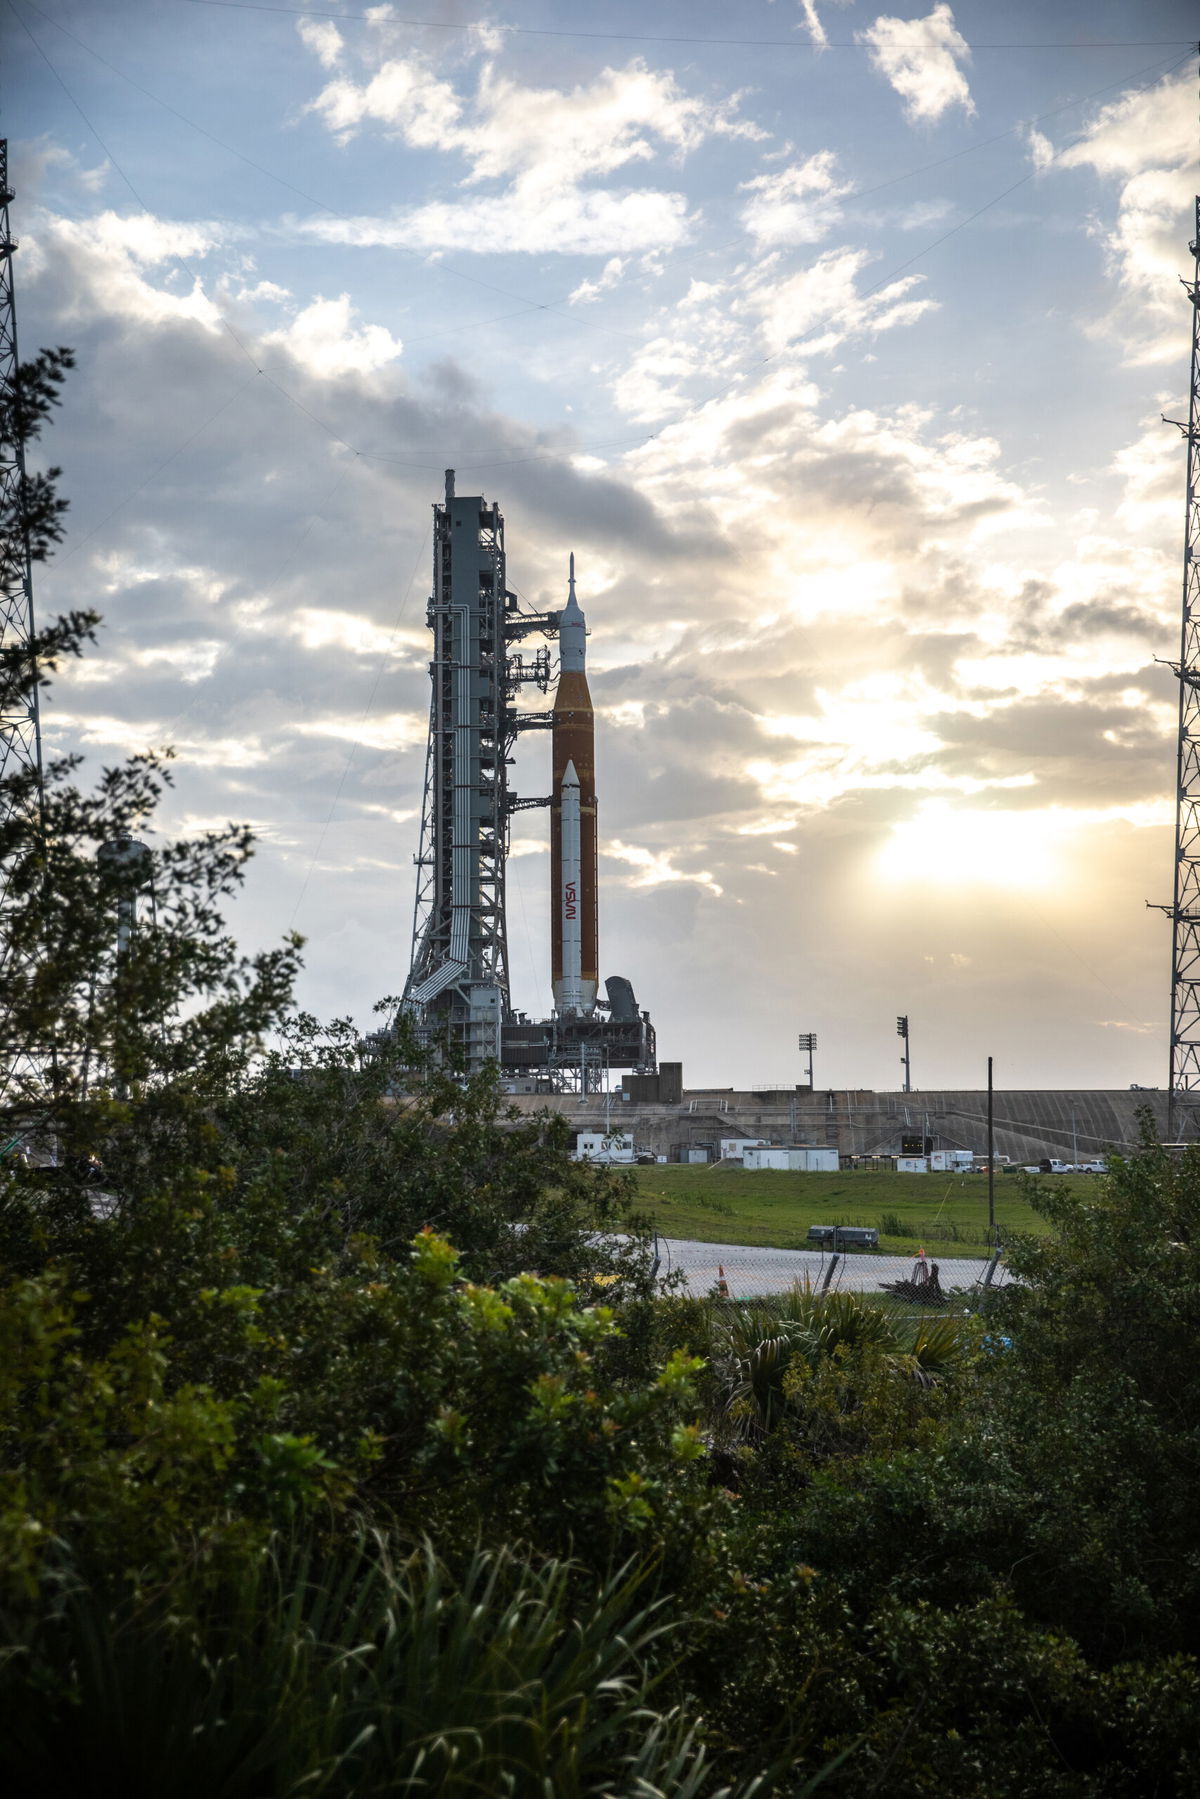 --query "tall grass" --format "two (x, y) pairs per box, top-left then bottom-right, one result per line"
(0, 1538), (765, 1797)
